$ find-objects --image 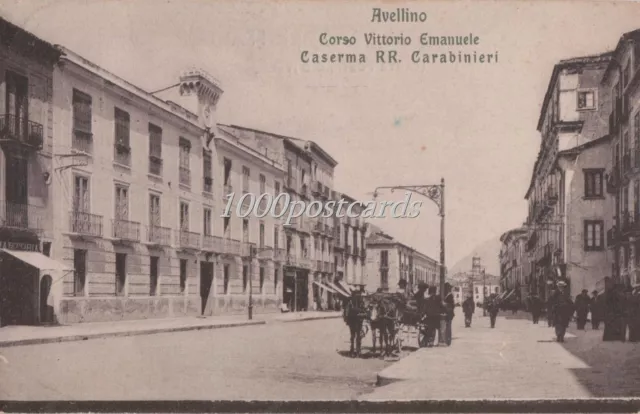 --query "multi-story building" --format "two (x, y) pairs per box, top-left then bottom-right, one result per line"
(340, 194), (368, 290)
(525, 52), (613, 301)
(604, 29), (640, 289)
(499, 227), (529, 303)
(0, 17), (65, 326)
(50, 45), (288, 323)
(449, 256), (500, 306)
(365, 226), (440, 293)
